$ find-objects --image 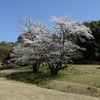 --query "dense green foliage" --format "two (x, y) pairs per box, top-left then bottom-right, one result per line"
(0, 42), (12, 62)
(0, 42), (12, 69)
(76, 20), (100, 63)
